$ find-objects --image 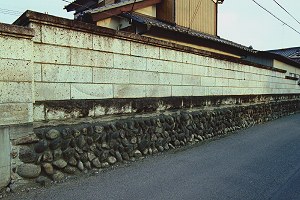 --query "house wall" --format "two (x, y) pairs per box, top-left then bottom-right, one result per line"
(1, 12), (300, 190)
(176, 0), (217, 35)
